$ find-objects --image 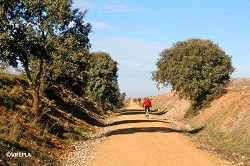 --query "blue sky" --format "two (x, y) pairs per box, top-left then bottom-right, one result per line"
(73, 0), (250, 98)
